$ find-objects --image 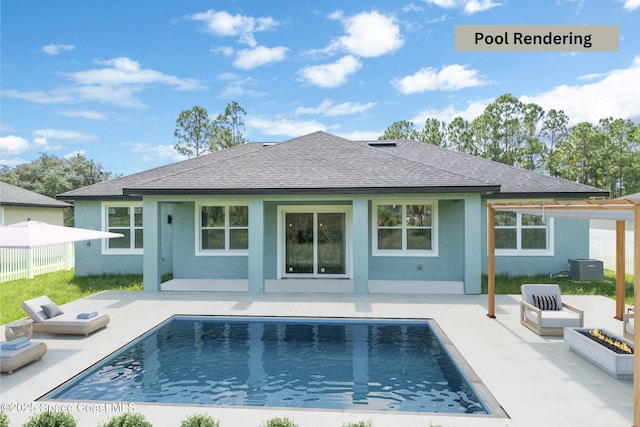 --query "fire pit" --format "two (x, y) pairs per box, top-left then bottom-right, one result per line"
(564, 327), (633, 380)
